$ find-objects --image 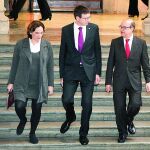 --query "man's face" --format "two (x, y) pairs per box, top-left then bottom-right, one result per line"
(76, 13), (91, 26)
(119, 20), (133, 38)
